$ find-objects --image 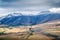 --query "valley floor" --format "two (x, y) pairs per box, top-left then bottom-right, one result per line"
(0, 21), (60, 40)
(0, 33), (53, 40)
